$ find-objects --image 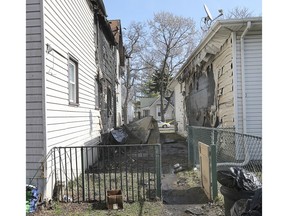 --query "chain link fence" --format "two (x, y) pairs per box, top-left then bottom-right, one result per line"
(187, 126), (262, 182)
